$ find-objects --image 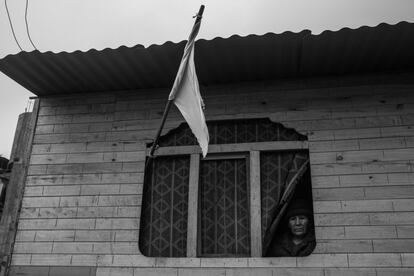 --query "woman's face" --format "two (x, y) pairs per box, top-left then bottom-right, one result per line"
(288, 215), (309, 236)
